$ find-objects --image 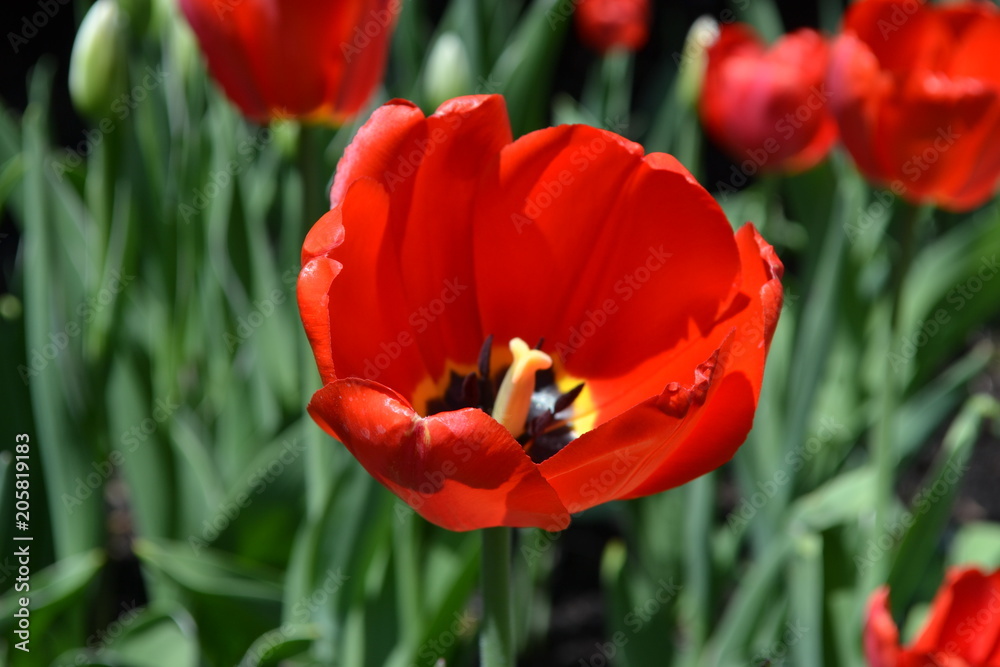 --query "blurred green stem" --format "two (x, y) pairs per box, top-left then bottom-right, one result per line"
(480, 526), (514, 667)
(297, 123), (325, 222)
(582, 49), (633, 135)
(394, 511), (422, 647)
(870, 201), (920, 584)
(296, 123), (332, 519)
